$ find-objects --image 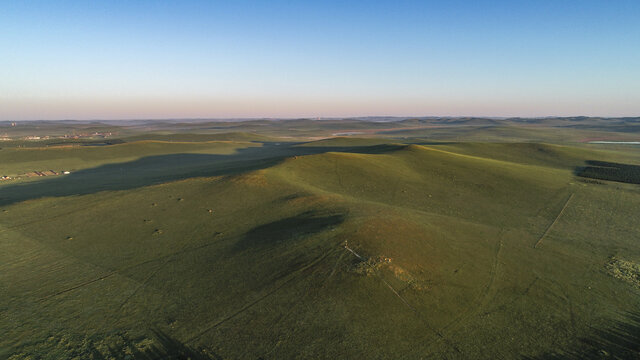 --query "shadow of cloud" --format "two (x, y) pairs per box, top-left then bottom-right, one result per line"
(0, 142), (406, 206)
